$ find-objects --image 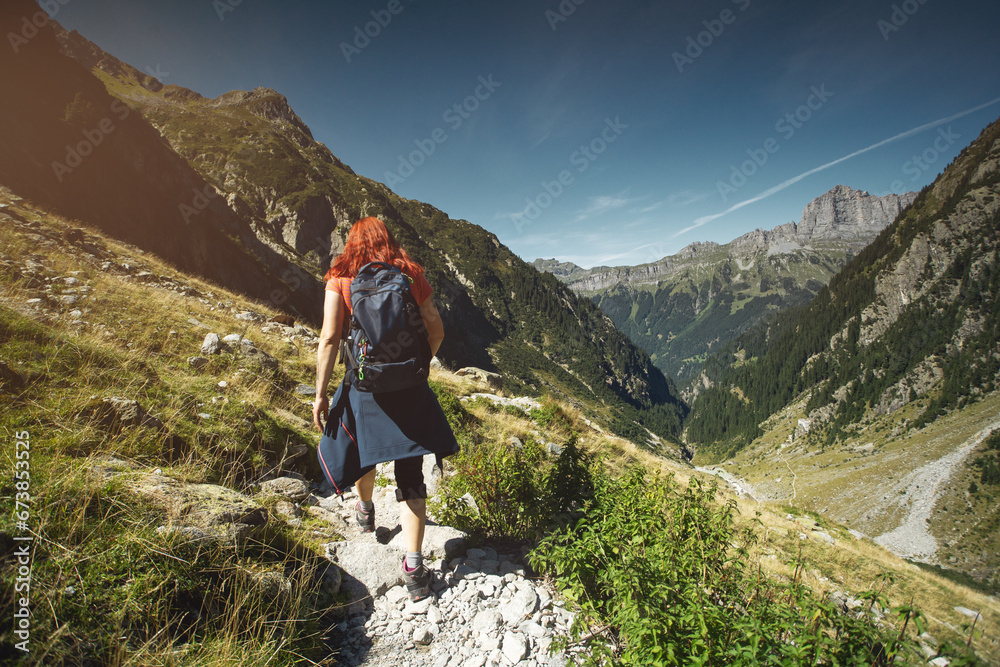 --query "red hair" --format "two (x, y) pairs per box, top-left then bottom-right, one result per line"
(325, 217), (424, 281)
